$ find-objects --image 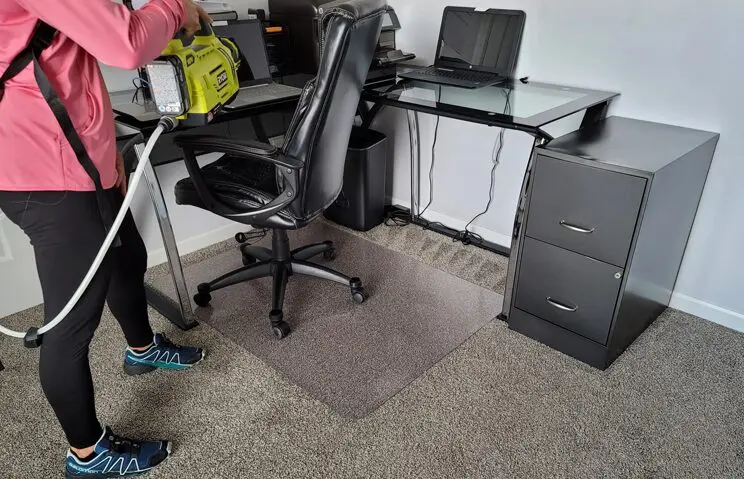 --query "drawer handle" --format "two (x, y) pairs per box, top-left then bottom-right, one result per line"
(559, 220), (595, 234)
(546, 297), (578, 312)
